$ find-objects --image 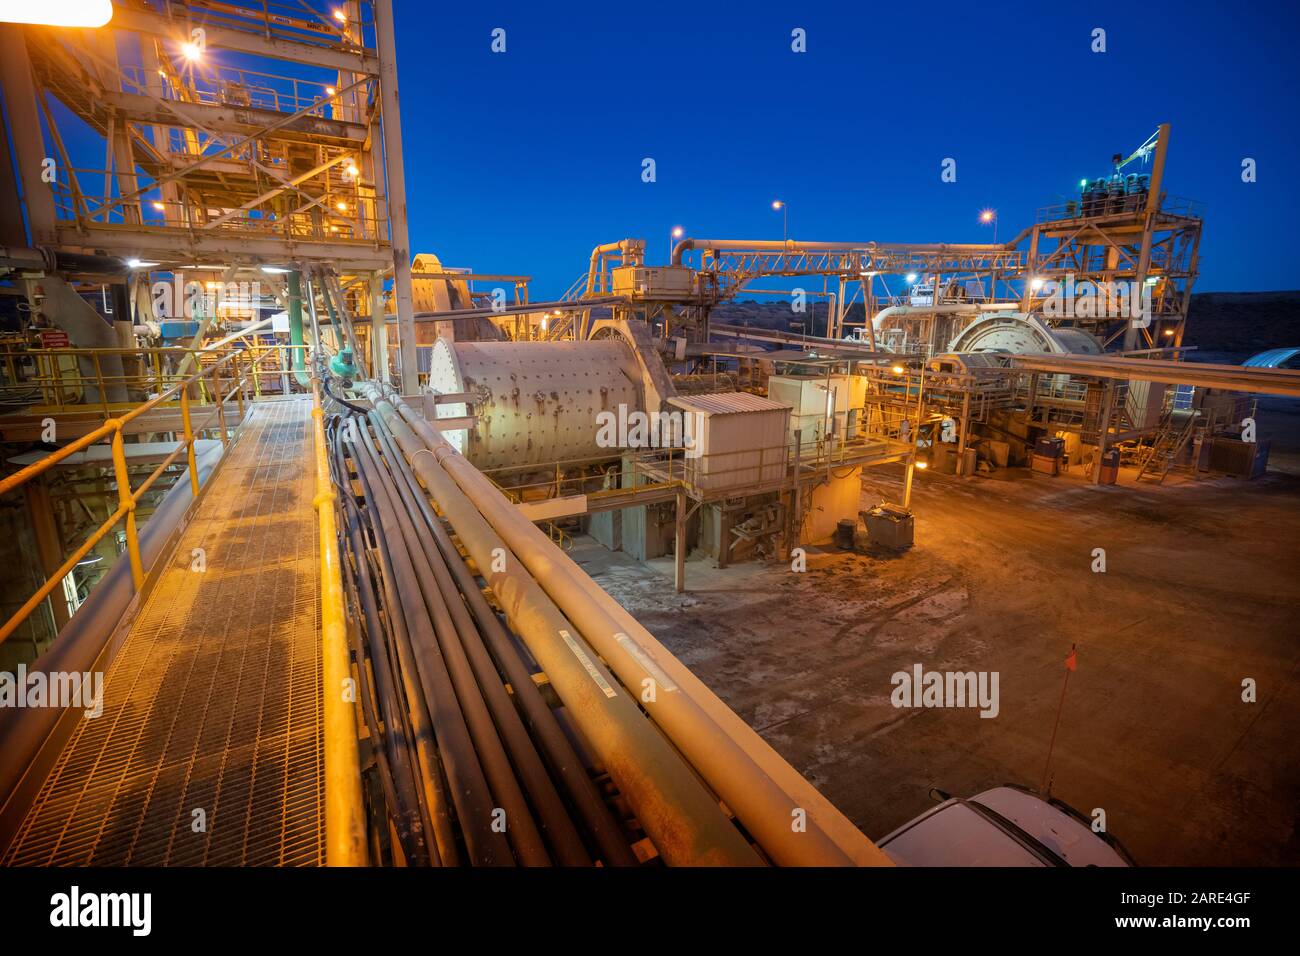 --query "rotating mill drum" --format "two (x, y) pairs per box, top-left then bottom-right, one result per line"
(945, 312), (1103, 356)
(426, 338), (645, 471)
